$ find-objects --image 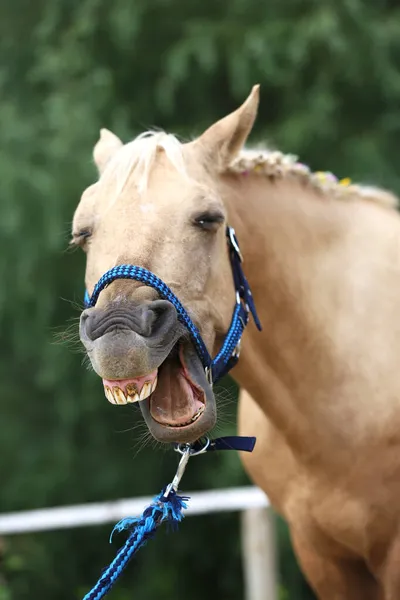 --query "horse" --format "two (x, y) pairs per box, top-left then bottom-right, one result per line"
(72, 85), (400, 599)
